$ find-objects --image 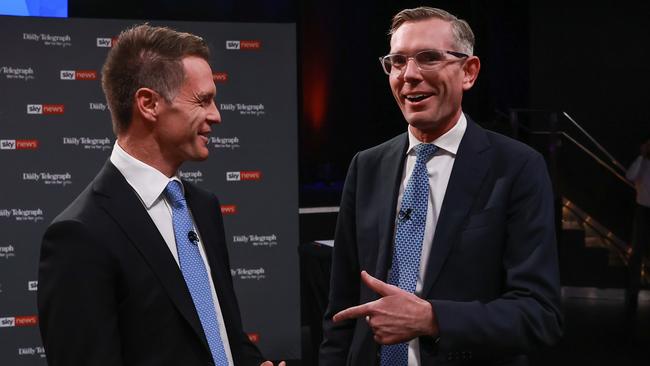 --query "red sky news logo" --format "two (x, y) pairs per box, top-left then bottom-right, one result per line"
(220, 205), (237, 215)
(213, 72), (228, 83)
(0, 139), (39, 150)
(60, 70), (97, 80)
(27, 104), (64, 114)
(226, 171), (262, 181)
(247, 333), (260, 343)
(96, 37), (117, 47)
(226, 40), (262, 50)
(0, 315), (38, 327)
